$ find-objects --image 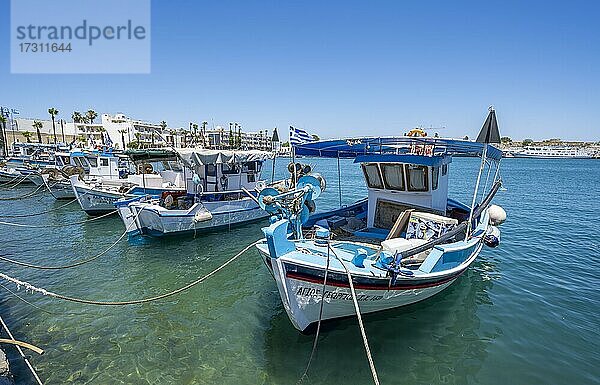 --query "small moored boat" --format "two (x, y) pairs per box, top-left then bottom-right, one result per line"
(116, 149), (283, 237)
(255, 108), (507, 331)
